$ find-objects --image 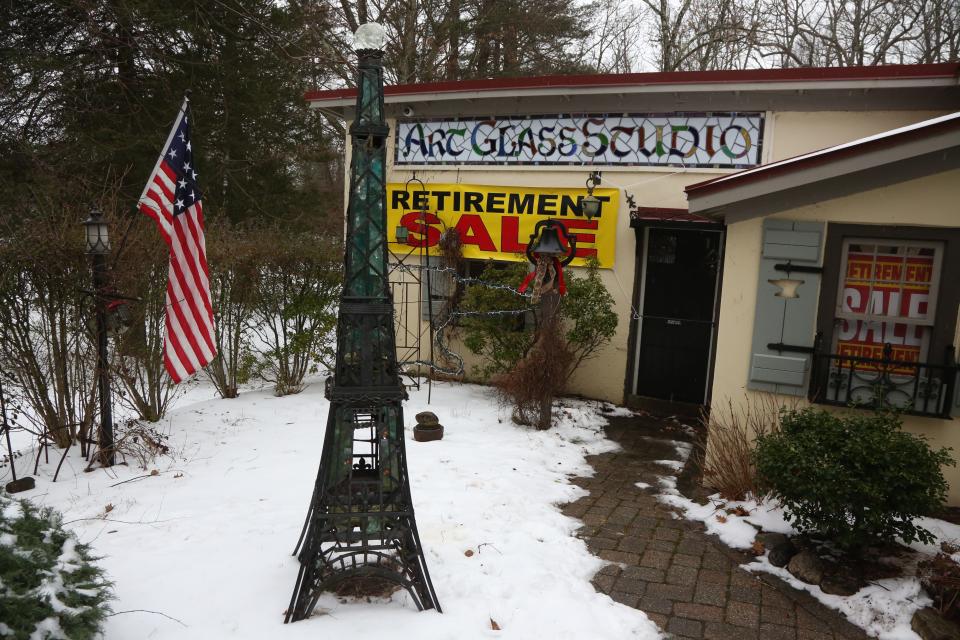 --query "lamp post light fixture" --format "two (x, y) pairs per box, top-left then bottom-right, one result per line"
(82, 207), (115, 467)
(581, 172), (602, 221)
(395, 223), (410, 244)
(82, 207), (110, 254)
